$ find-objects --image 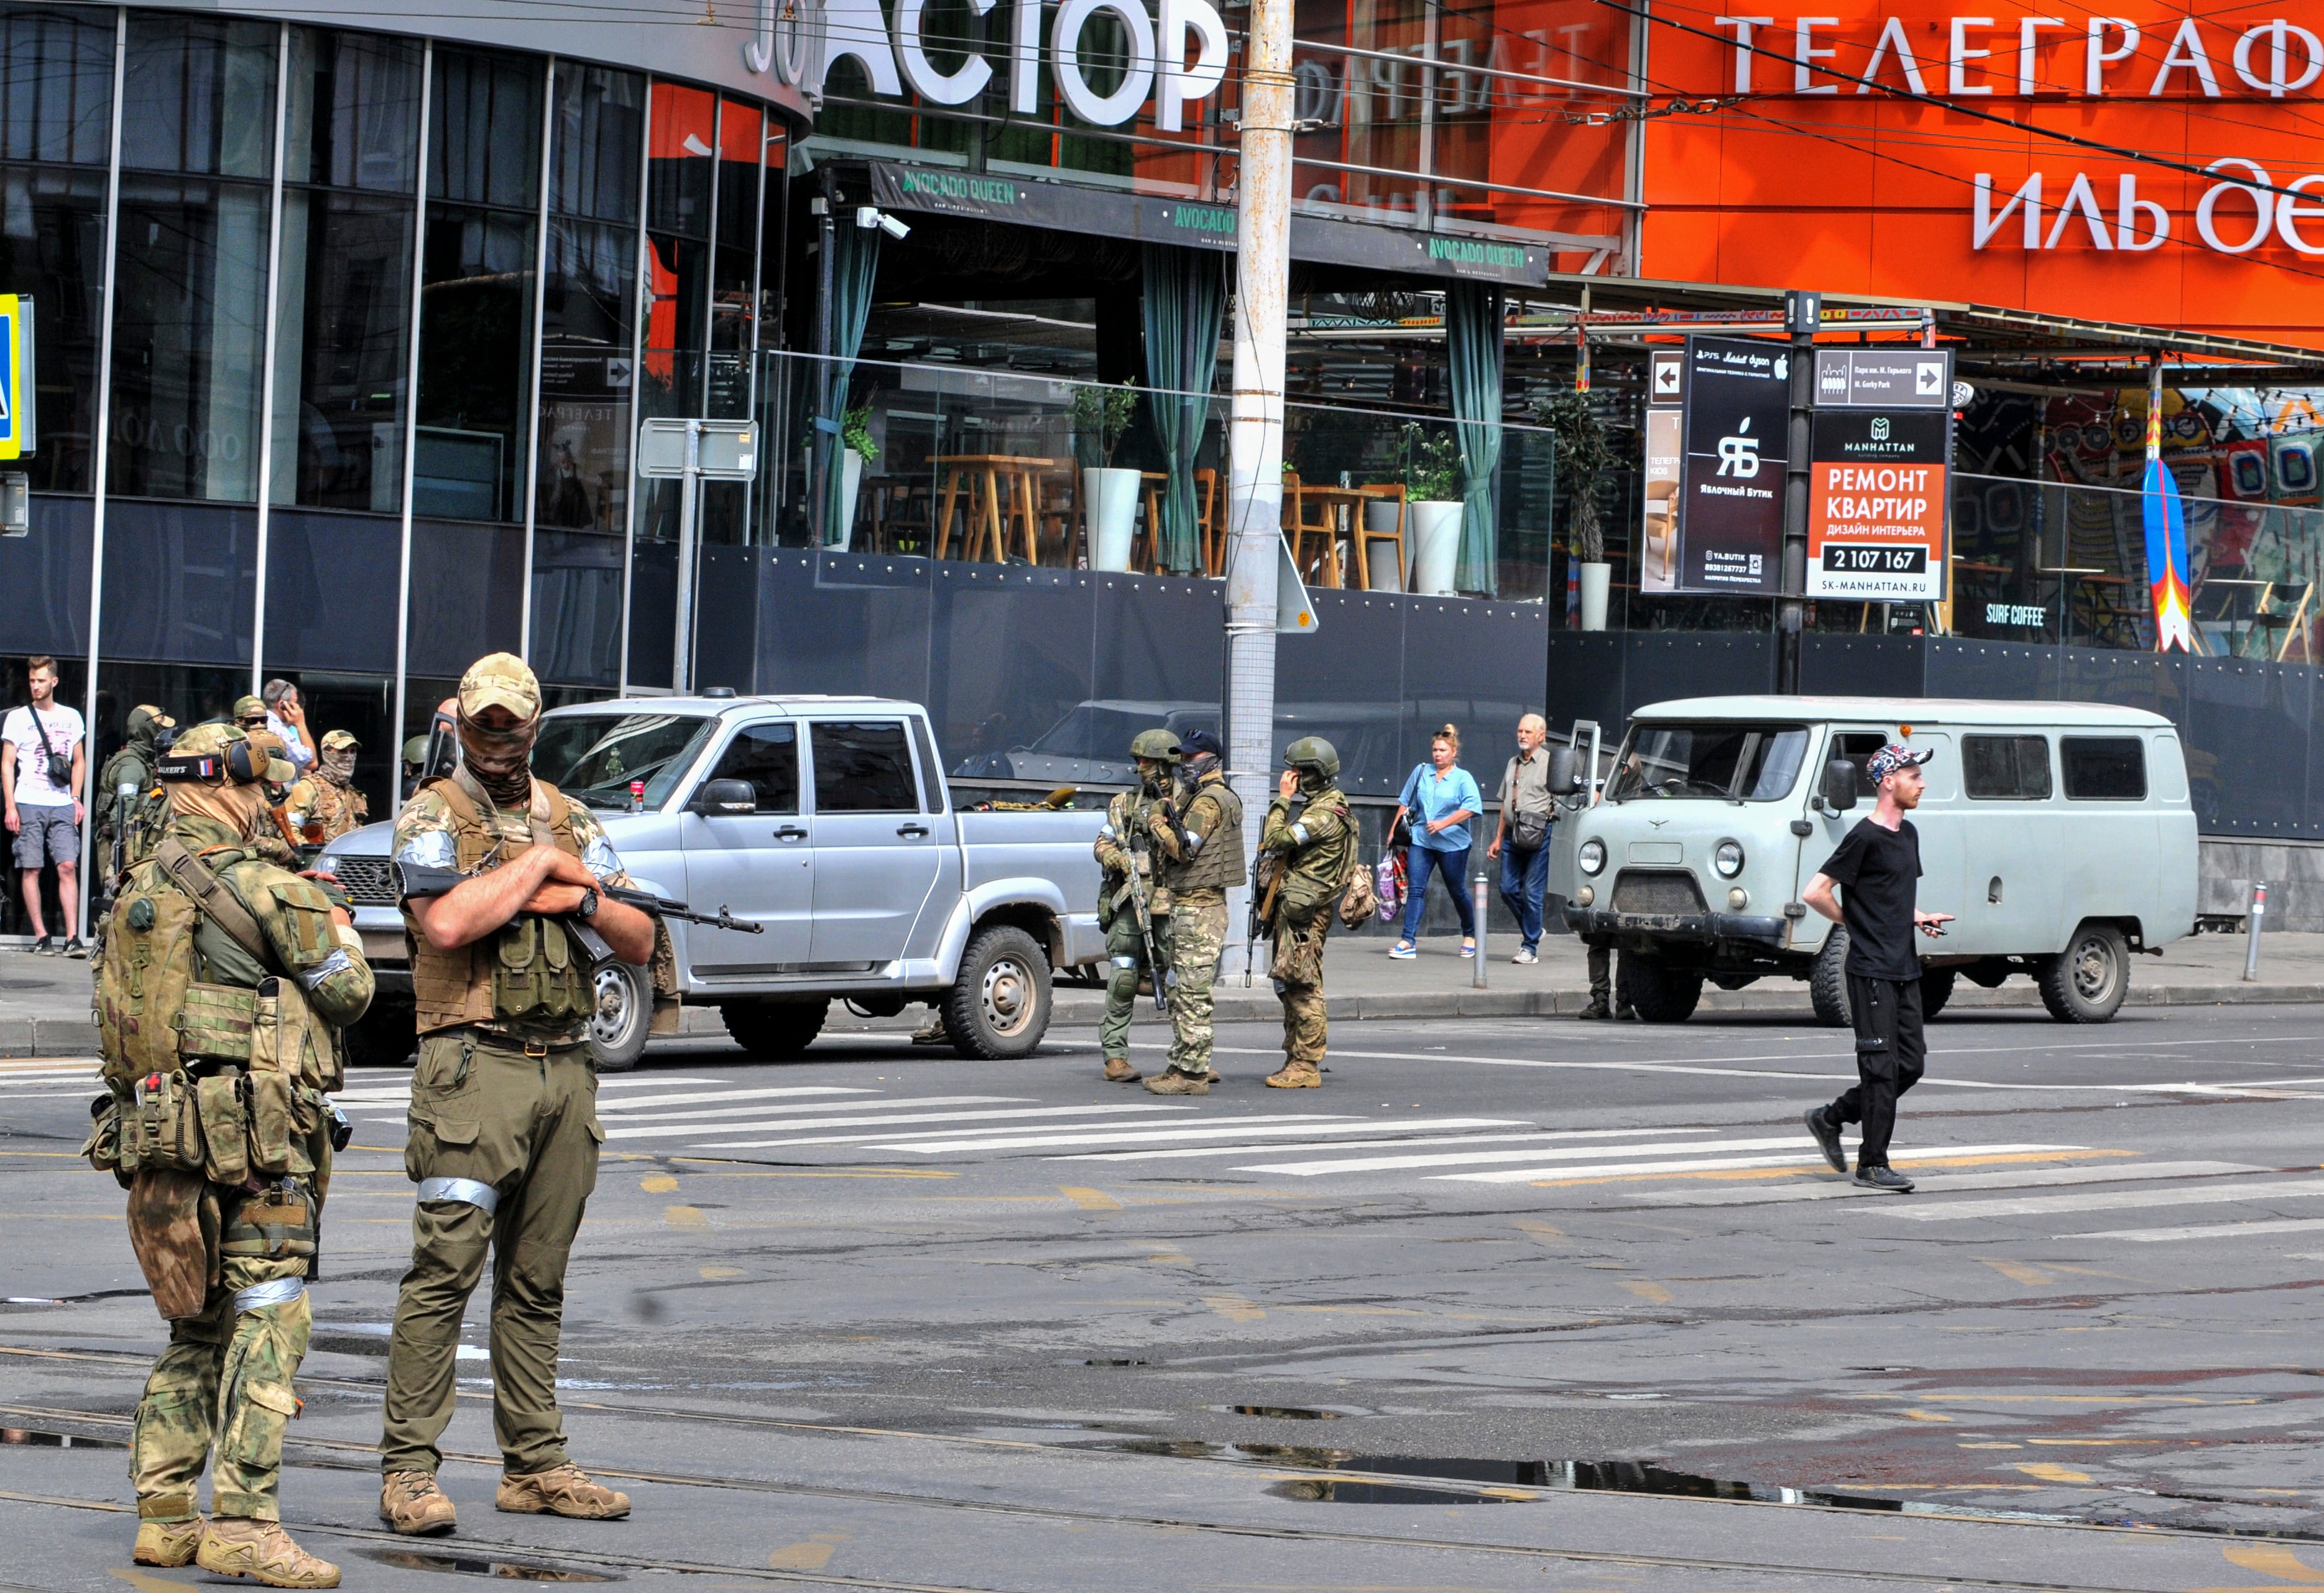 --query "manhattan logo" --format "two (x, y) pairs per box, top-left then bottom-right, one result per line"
(1717, 417), (1763, 477)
